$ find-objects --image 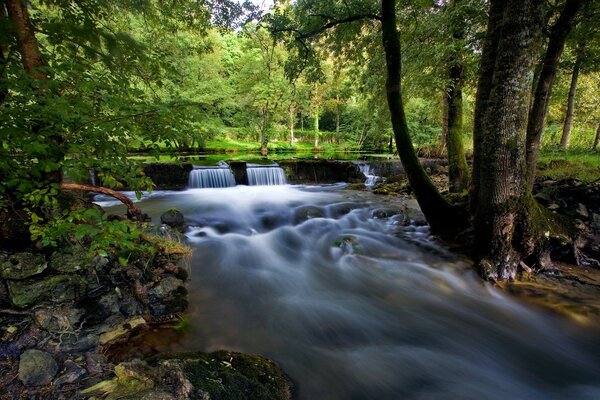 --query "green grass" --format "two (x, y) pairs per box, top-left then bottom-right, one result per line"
(537, 149), (600, 183)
